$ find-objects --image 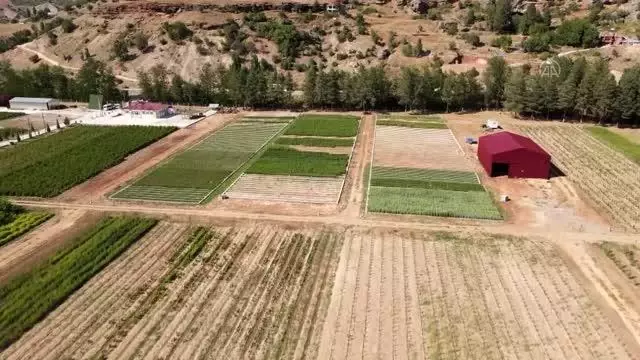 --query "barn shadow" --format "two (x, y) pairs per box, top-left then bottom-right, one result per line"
(549, 163), (566, 178)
